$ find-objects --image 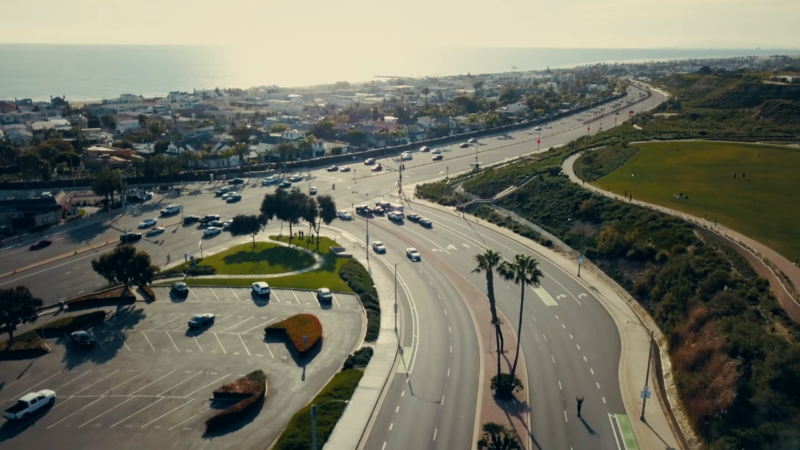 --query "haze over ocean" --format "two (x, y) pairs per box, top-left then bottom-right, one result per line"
(0, 45), (793, 101)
